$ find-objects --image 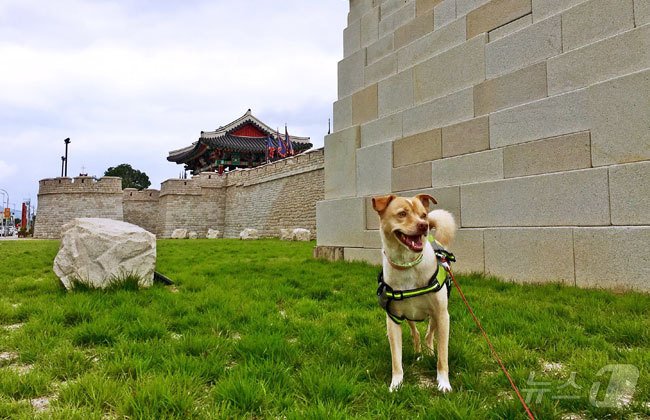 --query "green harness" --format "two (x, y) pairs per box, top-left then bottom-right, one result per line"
(377, 240), (456, 325)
